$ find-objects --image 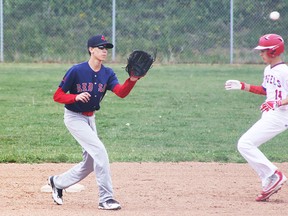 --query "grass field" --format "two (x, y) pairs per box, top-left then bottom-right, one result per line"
(1, 63), (288, 163)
